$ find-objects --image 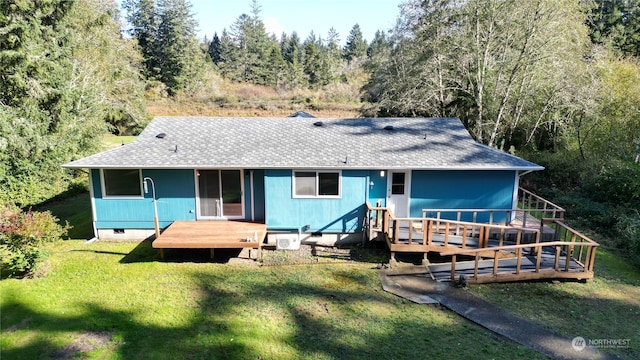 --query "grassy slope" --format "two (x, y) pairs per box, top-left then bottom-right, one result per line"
(0, 240), (542, 359)
(146, 75), (362, 118)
